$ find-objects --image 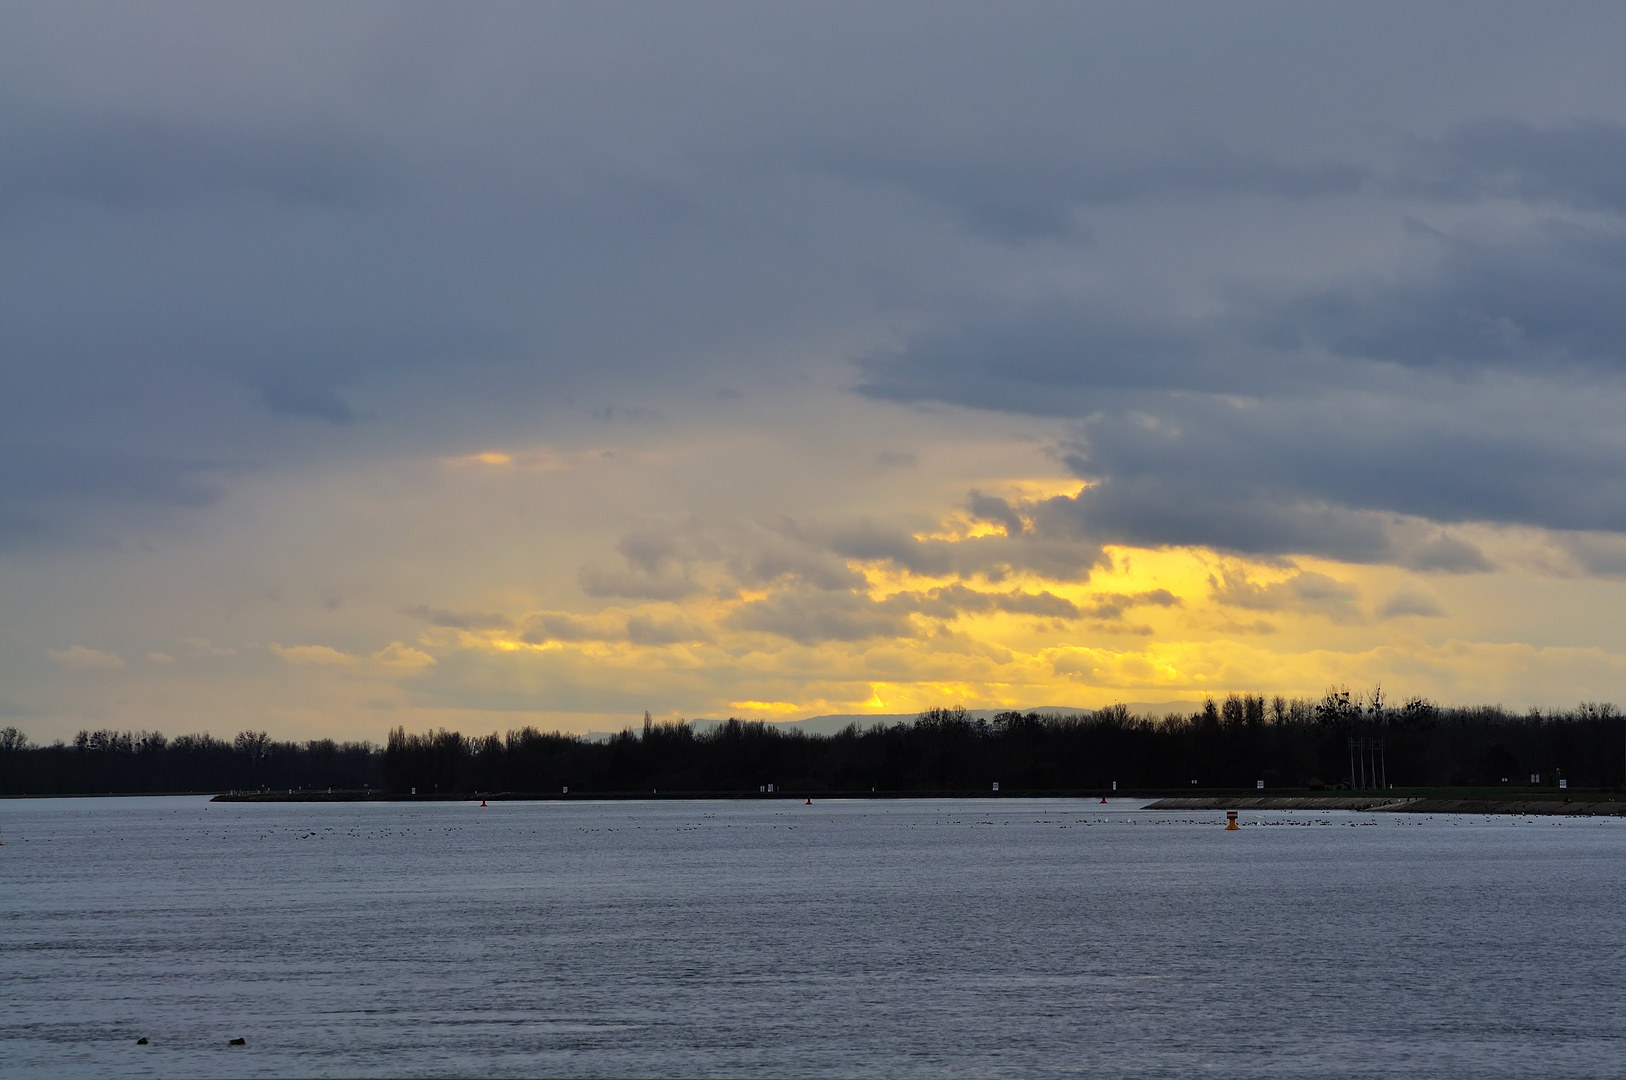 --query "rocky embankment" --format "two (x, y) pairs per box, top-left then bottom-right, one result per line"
(1144, 796), (1626, 816)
